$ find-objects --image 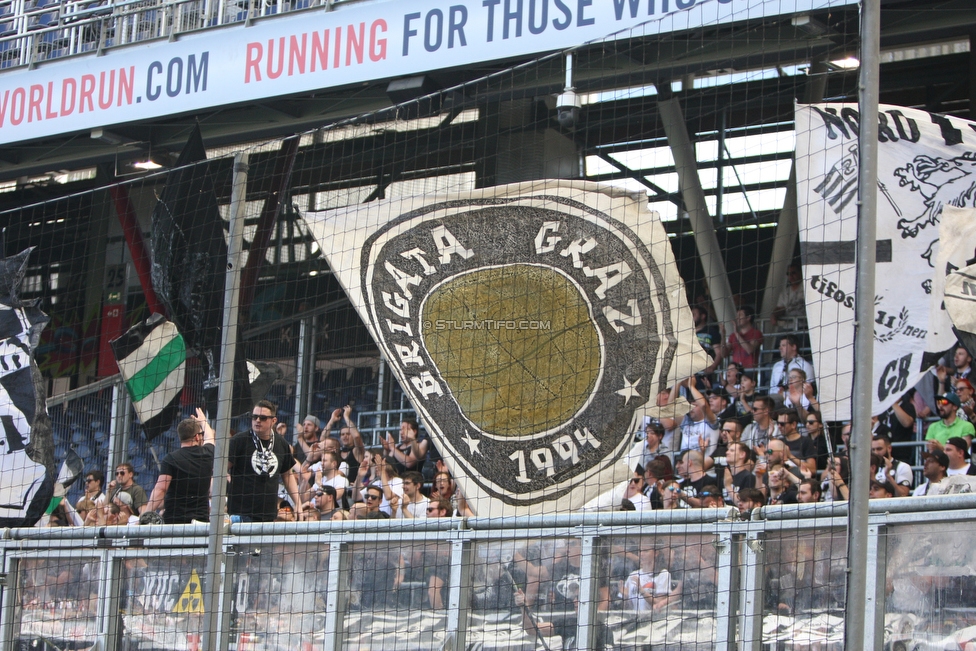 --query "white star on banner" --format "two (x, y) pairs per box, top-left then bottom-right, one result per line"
(616, 375), (642, 404)
(461, 430), (482, 455)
